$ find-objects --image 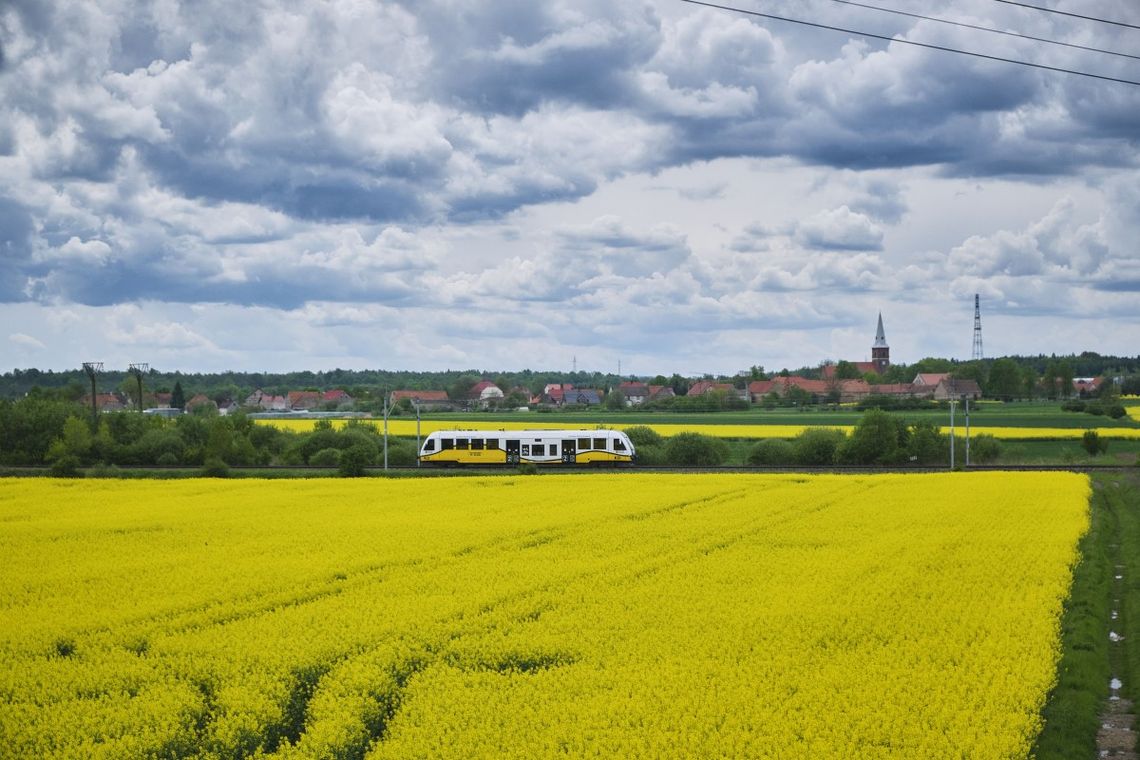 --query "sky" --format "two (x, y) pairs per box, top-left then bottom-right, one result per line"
(1, 0), (1138, 377)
